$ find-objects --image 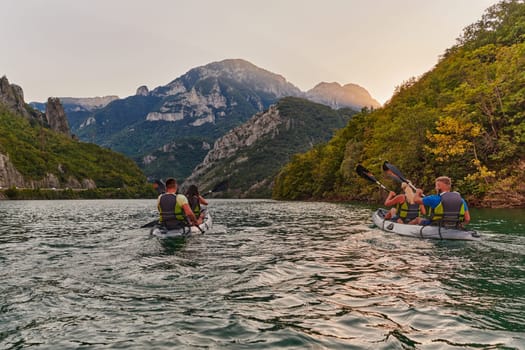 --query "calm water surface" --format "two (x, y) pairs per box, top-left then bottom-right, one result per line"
(0, 199), (524, 349)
